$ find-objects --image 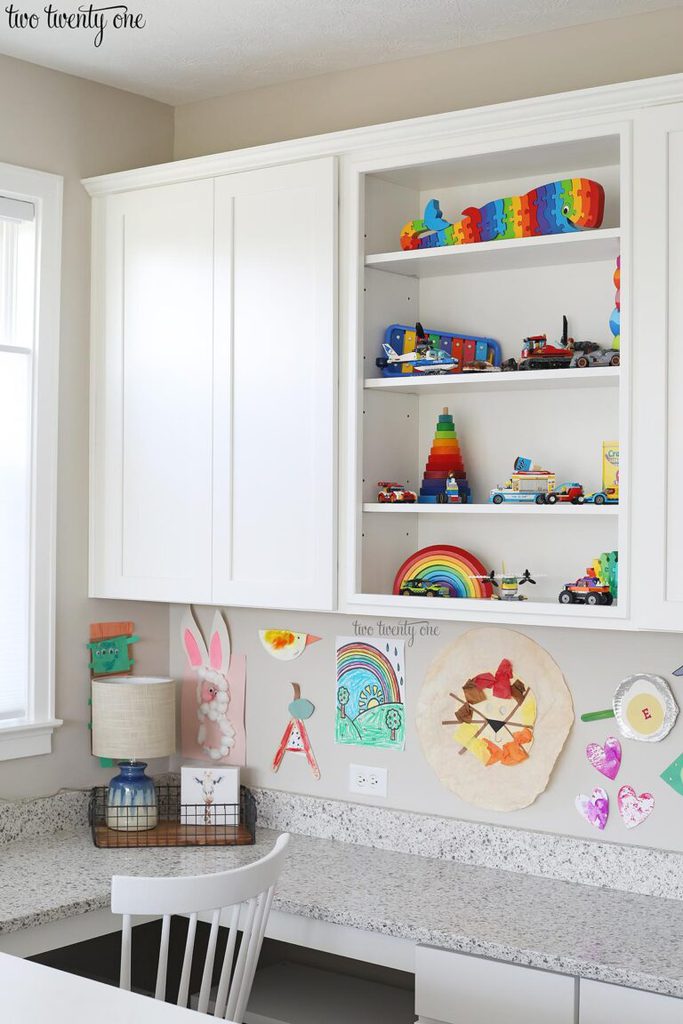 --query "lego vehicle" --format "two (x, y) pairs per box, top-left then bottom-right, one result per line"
(570, 343), (620, 369)
(582, 487), (619, 505)
(436, 472), (462, 504)
(399, 577), (449, 597)
(558, 568), (613, 606)
(474, 566), (538, 601)
(377, 481), (417, 503)
(546, 481), (584, 504)
(489, 458), (556, 504)
(376, 340), (459, 375)
(518, 315), (574, 370)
